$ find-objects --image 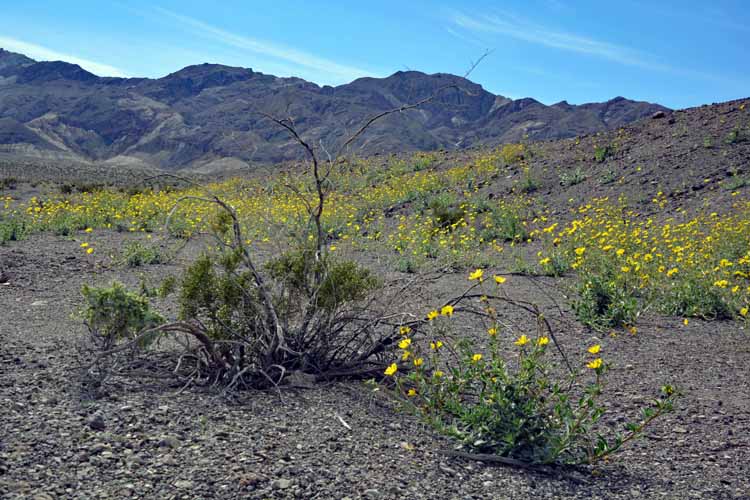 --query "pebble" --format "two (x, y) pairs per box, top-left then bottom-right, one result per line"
(272, 478), (292, 490)
(157, 435), (180, 449)
(87, 413), (106, 431)
(363, 488), (381, 498)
